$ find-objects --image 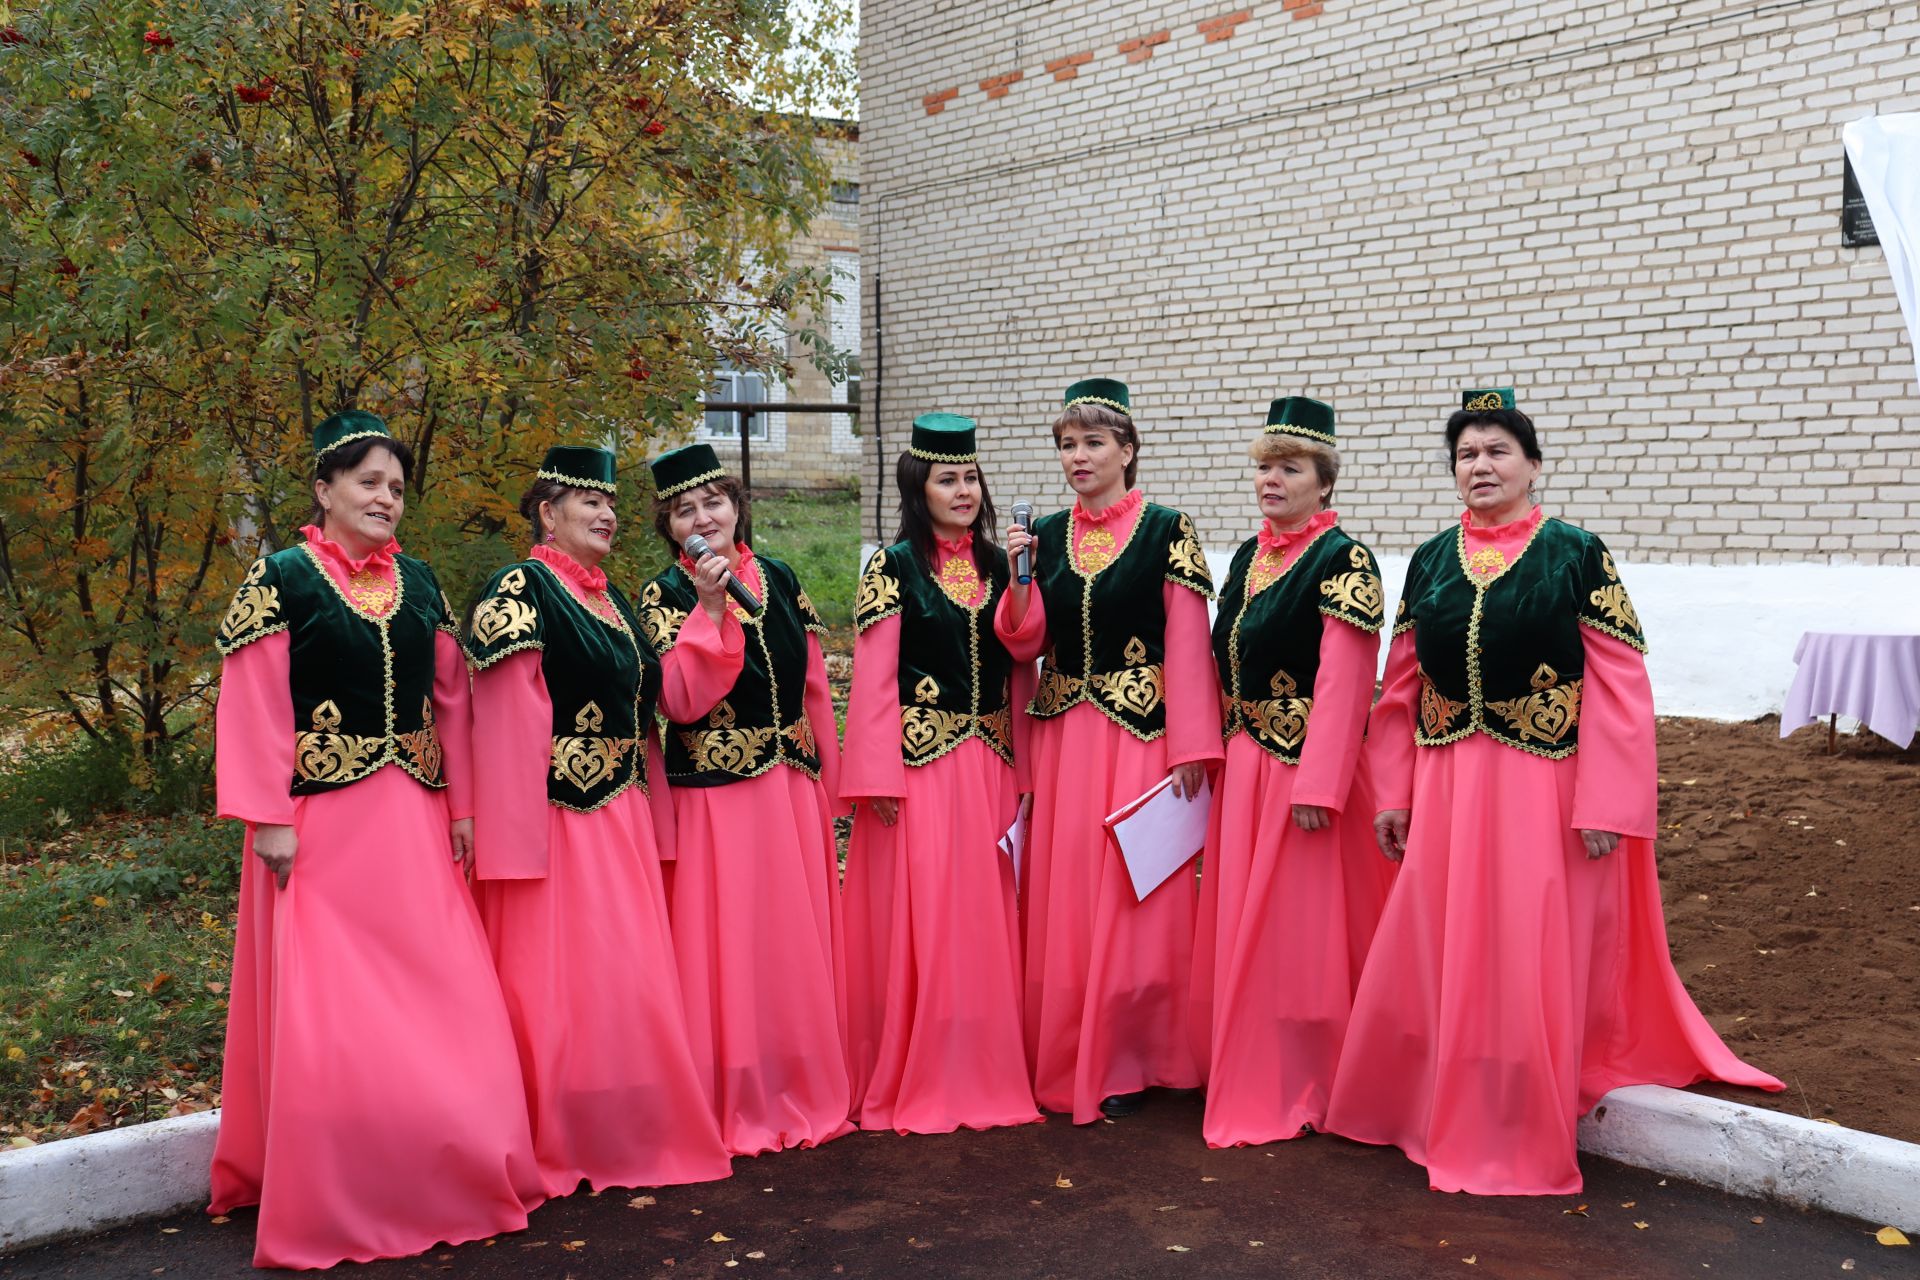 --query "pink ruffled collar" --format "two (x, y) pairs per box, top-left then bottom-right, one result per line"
(531, 542), (607, 593)
(300, 523), (398, 576)
(1258, 508), (1337, 555)
(1461, 505), (1544, 538)
(934, 529), (973, 557)
(677, 542), (760, 590)
(1074, 487), (1143, 525)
